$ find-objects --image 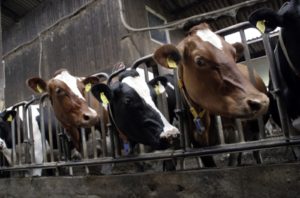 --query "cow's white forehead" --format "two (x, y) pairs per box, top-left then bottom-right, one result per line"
(196, 28), (223, 50)
(54, 71), (85, 100)
(122, 75), (175, 132)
